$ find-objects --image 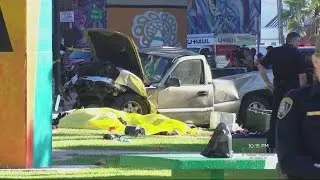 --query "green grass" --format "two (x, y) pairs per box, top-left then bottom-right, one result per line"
(0, 128), (276, 179)
(0, 168), (170, 179)
(53, 128), (267, 153)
